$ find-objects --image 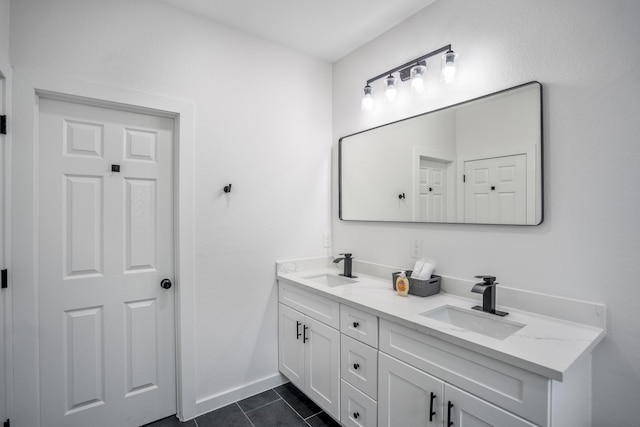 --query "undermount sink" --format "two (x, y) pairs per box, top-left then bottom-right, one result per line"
(303, 273), (357, 287)
(420, 305), (525, 340)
